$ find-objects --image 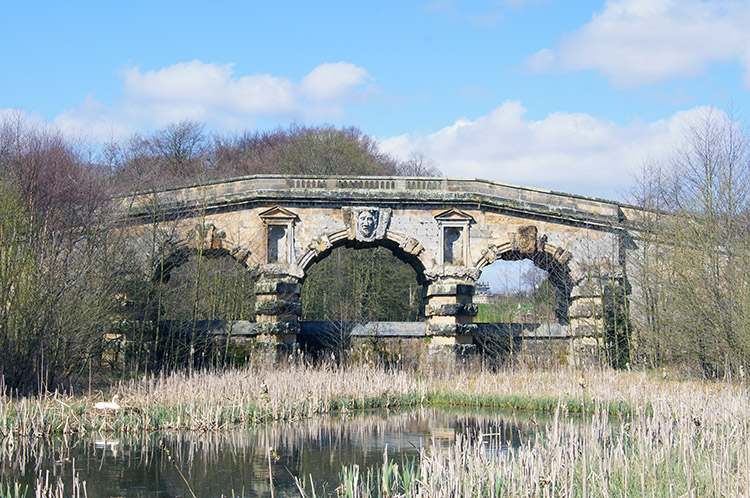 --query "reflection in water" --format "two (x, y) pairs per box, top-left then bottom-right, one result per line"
(1, 407), (539, 497)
